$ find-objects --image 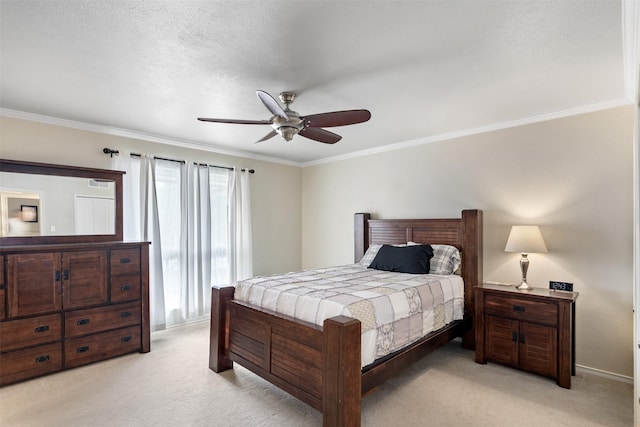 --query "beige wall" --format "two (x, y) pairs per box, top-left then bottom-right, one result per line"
(0, 116), (302, 276)
(302, 105), (635, 377)
(1, 105), (634, 378)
